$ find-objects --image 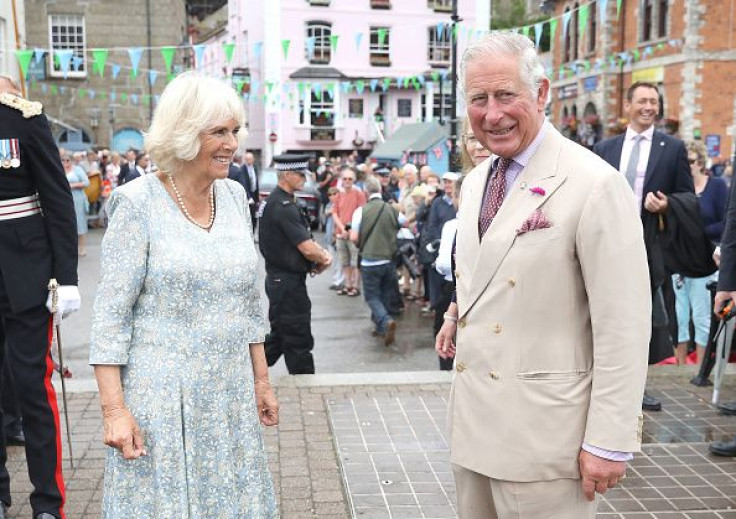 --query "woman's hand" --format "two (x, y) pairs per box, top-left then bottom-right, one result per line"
(255, 380), (279, 427)
(102, 404), (146, 459)
(435, 319), (457, 360)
